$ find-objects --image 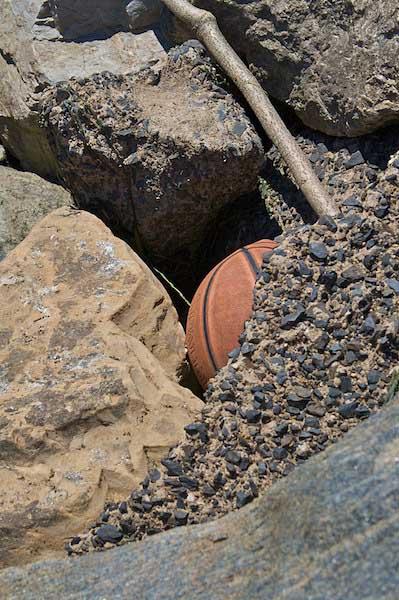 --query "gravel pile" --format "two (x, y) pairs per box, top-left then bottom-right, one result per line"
(67, 128), (399, 556)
